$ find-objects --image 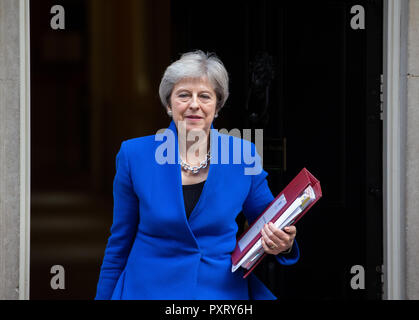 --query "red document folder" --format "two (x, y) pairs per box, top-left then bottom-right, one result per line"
(231, 168), (322, 278)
